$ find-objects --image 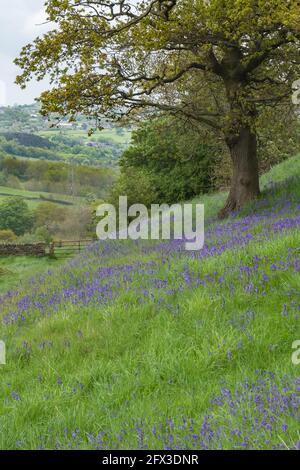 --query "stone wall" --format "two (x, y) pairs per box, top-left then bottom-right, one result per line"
(0, 243), (46, 257)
